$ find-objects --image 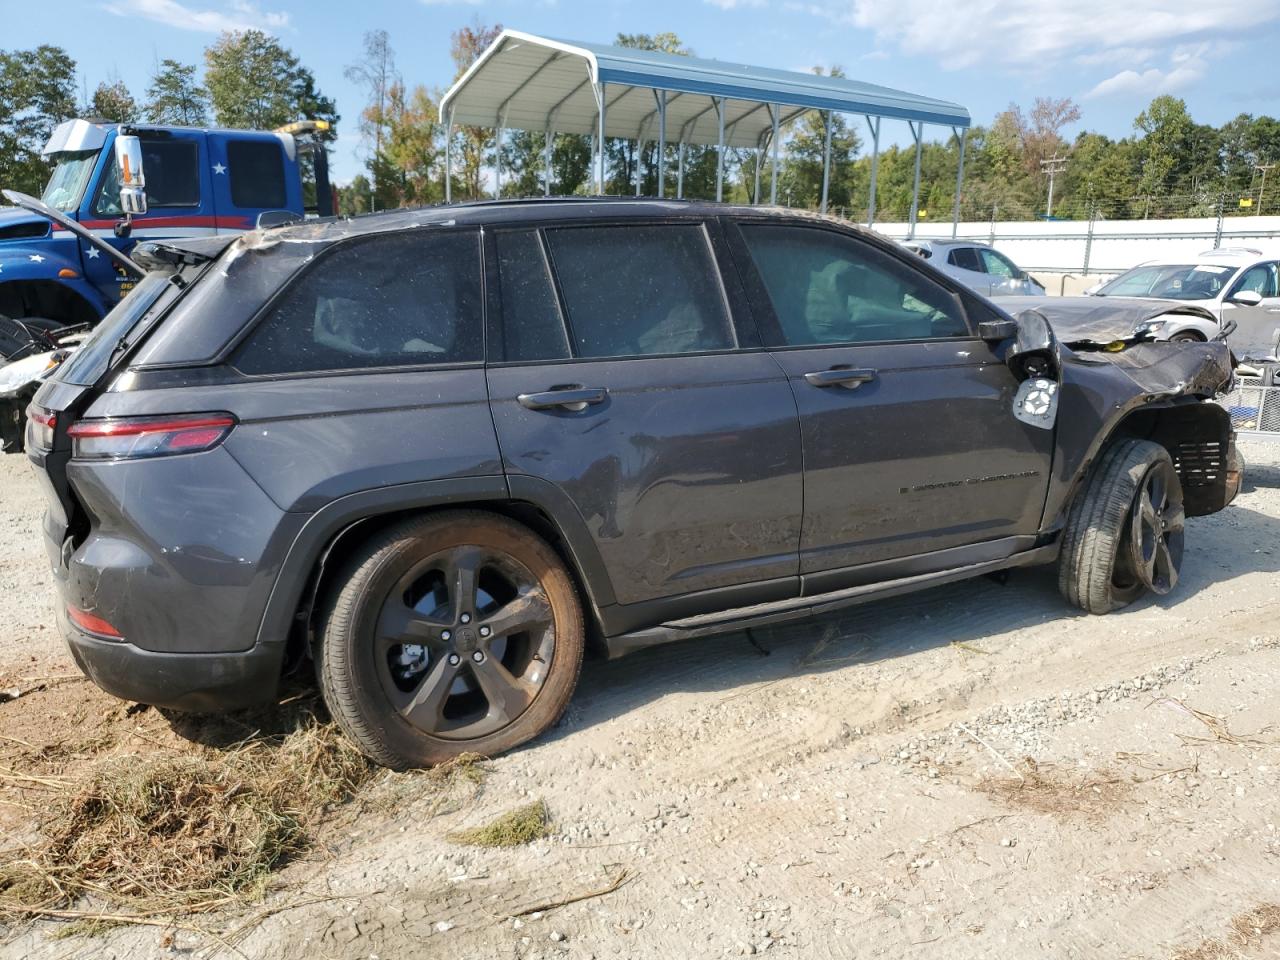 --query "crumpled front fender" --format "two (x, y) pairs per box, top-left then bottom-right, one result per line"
(1041, 340), (1235, 530)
